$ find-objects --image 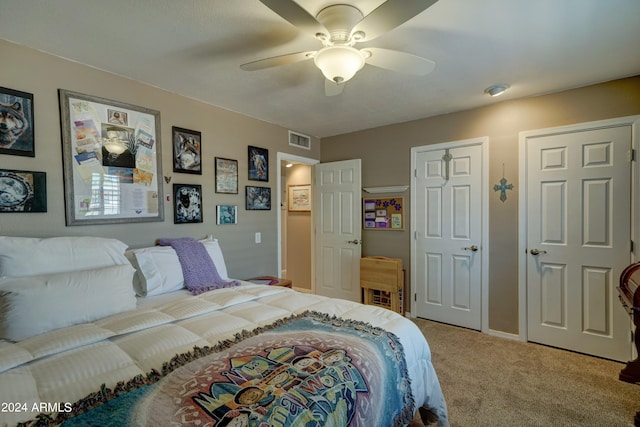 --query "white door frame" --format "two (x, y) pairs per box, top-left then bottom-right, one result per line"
(517, 115), (640, 342)
(276, 152), (319, 292)
(410, 137), (490, 333)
